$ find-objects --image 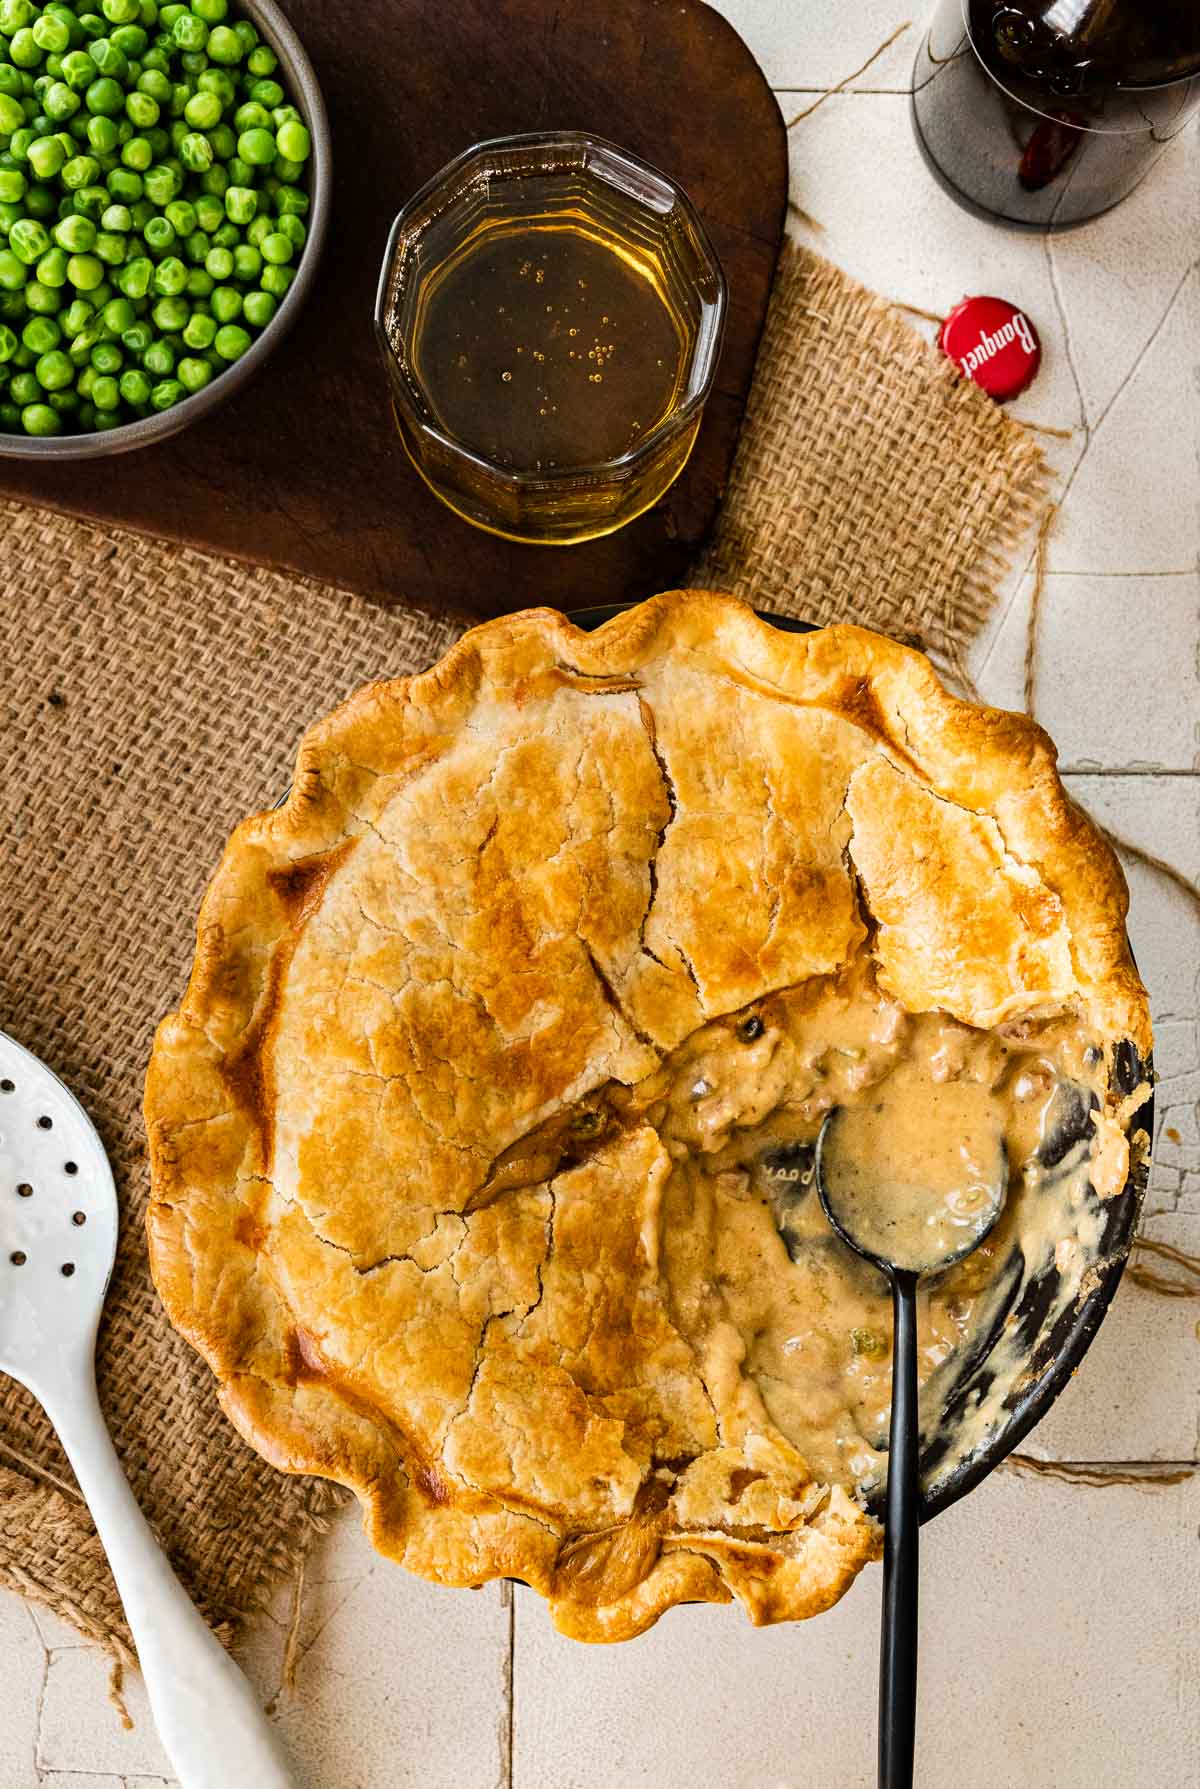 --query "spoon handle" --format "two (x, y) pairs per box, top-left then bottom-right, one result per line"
(880, 1269), (920, 1789)
(41, 1367), (298, 1789)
